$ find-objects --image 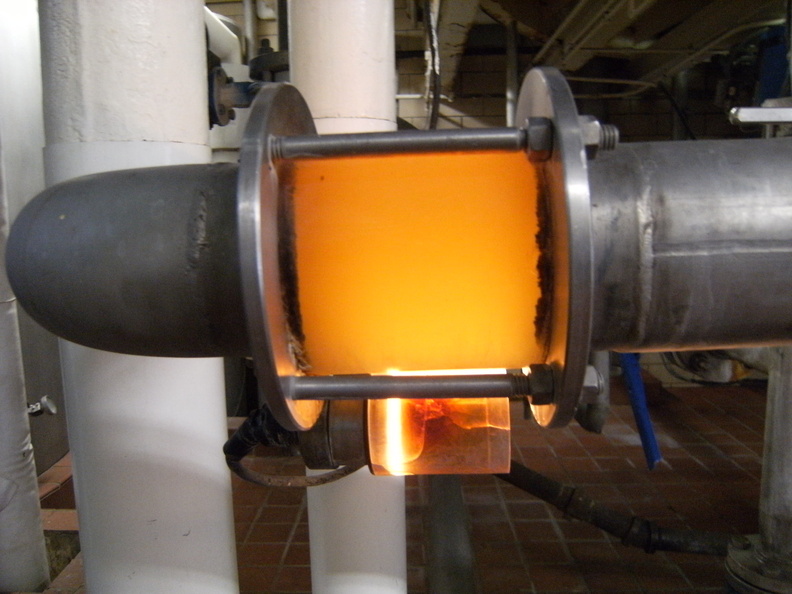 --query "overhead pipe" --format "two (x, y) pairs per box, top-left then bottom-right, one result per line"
(37, 1), (238, 592)
(288, 1), (408, 592)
